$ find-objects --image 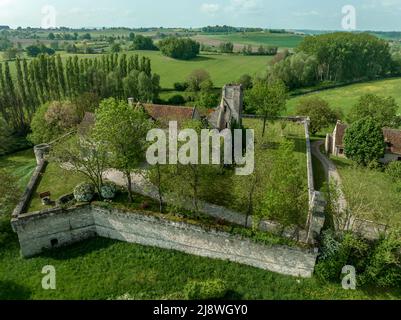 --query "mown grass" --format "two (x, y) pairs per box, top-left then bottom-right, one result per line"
(331, 156), (401, 226)
(287, 77), (401, 116)
(27, 163), (87, 212)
